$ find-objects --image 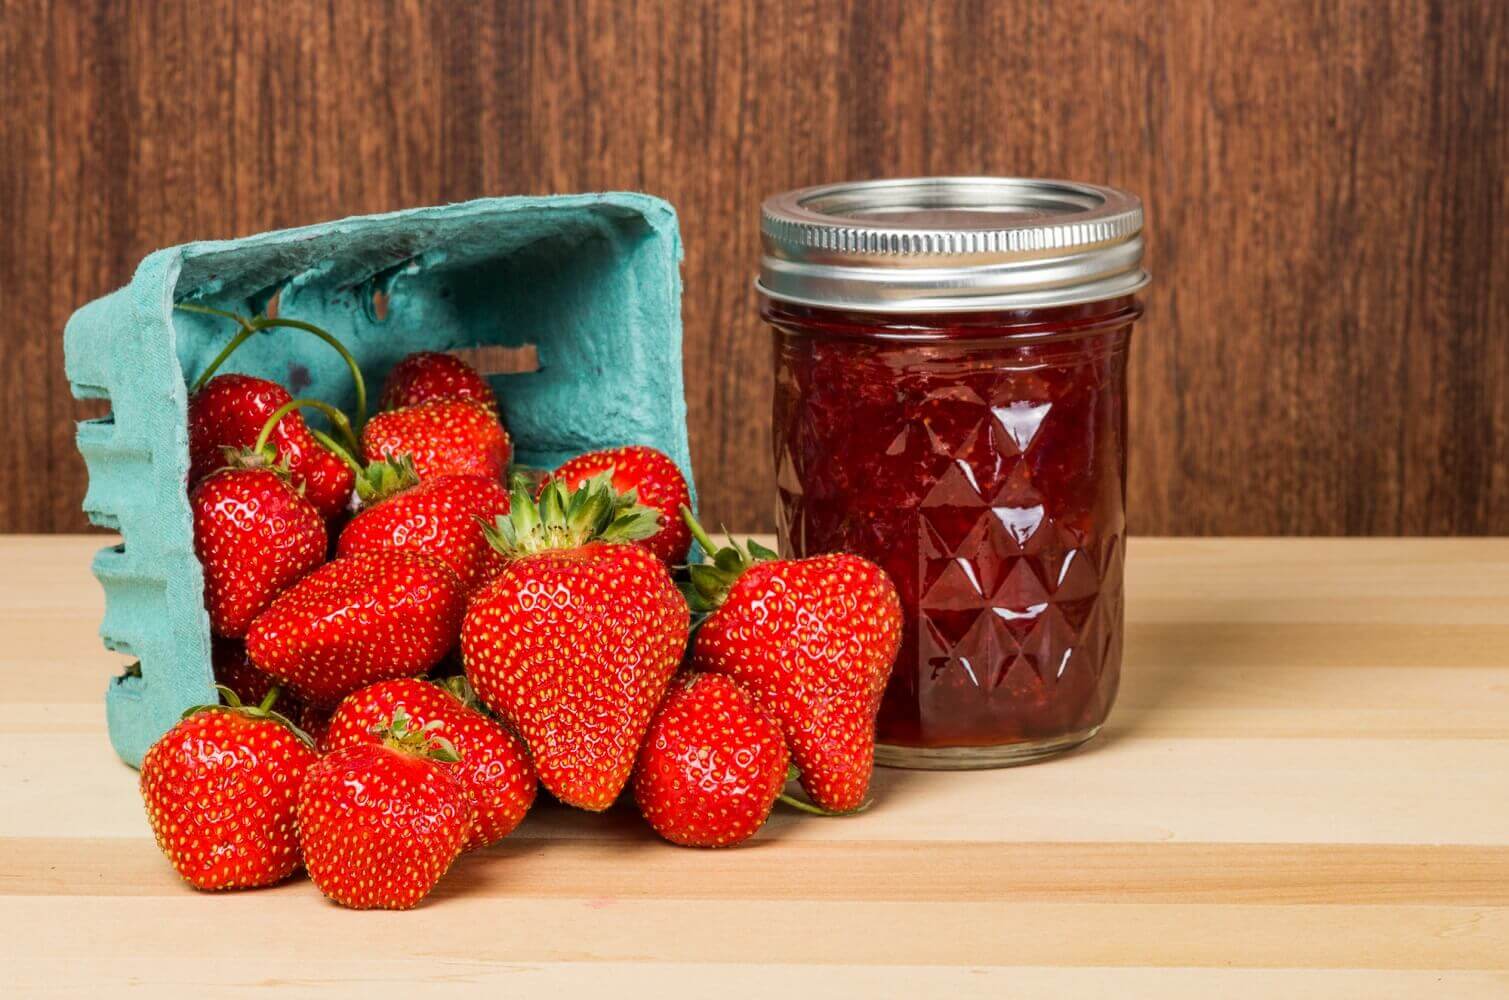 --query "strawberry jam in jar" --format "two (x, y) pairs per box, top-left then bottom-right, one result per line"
(760, 178), (1148, 768)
